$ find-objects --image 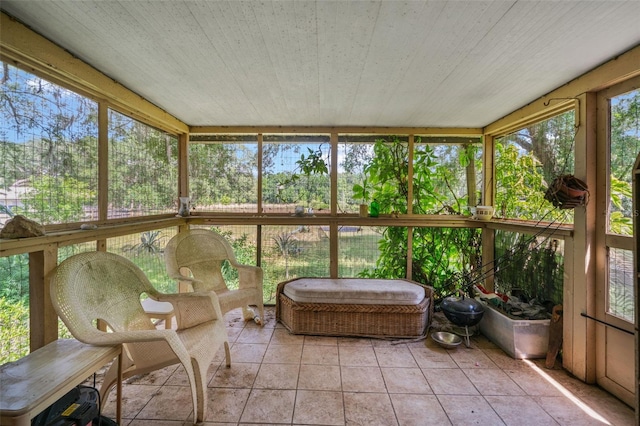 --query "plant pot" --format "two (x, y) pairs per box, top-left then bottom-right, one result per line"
(359, 204), (368, 217)
(544, 175), (589, 209)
